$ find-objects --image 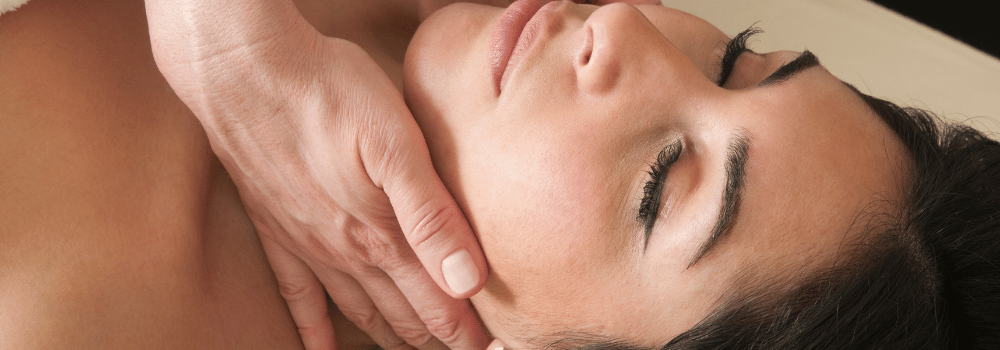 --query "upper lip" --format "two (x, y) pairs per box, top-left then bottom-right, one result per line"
(488, 0), (558, 94)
